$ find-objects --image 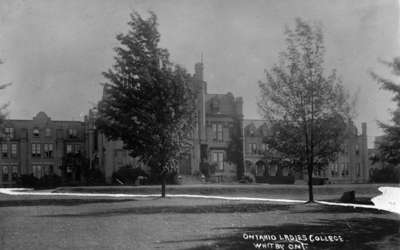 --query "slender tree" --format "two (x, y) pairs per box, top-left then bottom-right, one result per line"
(370, 57), (400, 167)
(0, 60), (11, 133)
(96, 12), (195, 197)
(258, 19), (354, 202)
